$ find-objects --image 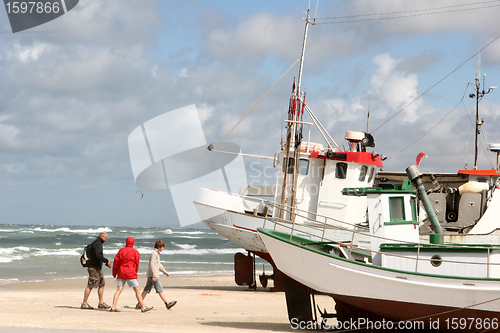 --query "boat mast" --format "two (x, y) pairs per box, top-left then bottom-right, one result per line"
(280, 7), (315, 220)
(471, 72), (496, 170)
